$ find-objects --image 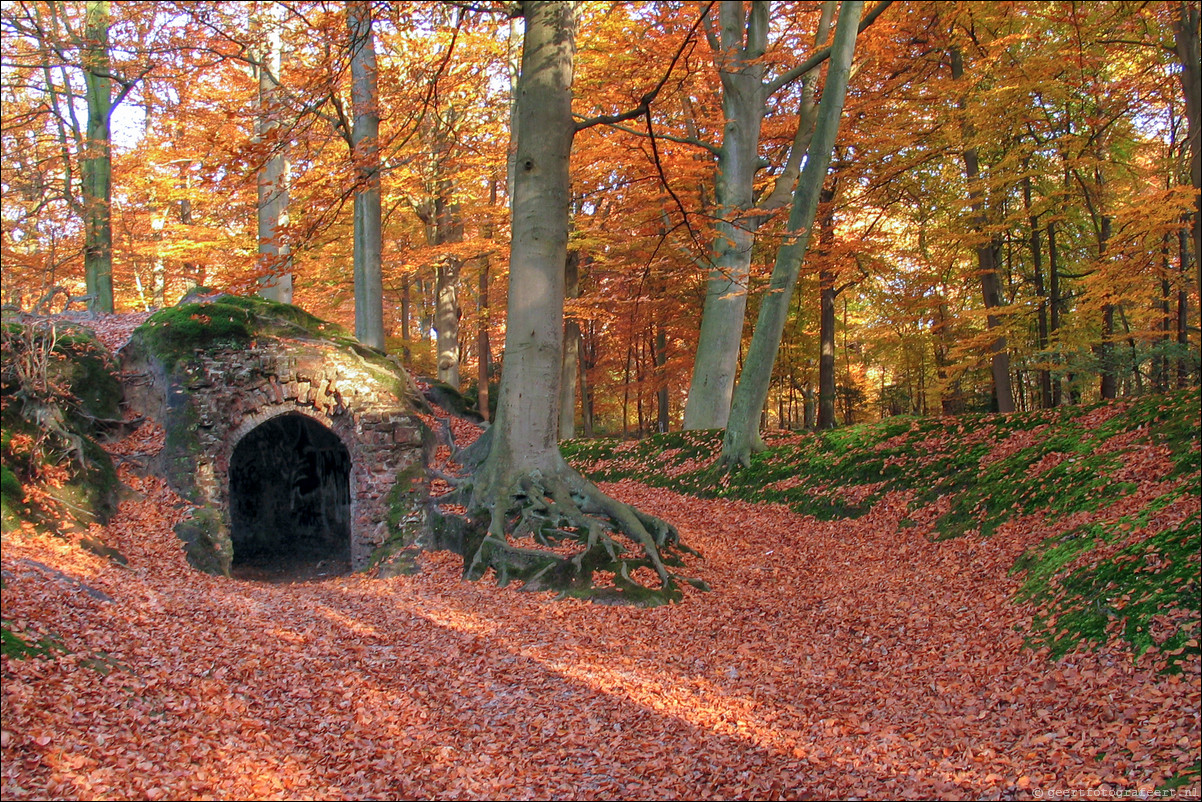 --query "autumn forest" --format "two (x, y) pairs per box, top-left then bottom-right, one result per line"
(2, 1), (1201, 799)
(2, 0), (1197, 430)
